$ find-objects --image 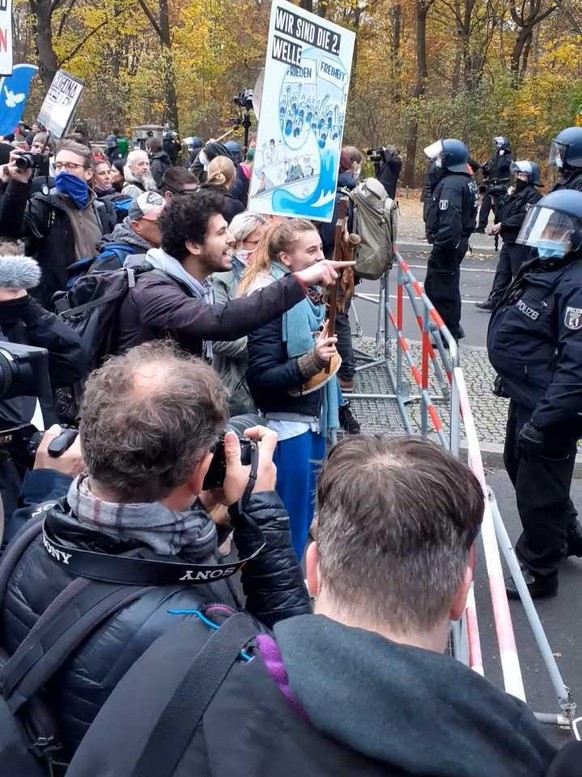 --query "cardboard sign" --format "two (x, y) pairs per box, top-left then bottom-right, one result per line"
(38, 70), (84, 138)
(248, 0), (355, 222)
